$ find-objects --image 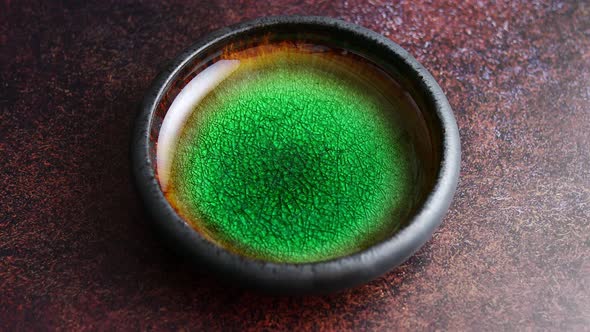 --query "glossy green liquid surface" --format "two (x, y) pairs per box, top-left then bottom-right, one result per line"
(165, 49), (416, 263)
